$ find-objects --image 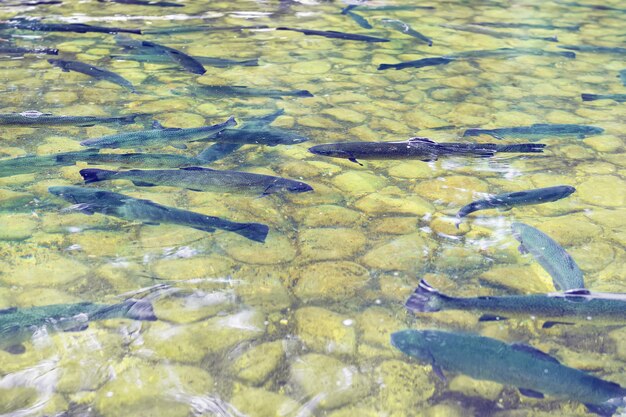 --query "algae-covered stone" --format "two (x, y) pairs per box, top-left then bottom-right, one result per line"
(332, 171), (387, 195)
(376, 359), (435, 411)
(355, 192), (435, 216)
(293, 261), (370, 302)
(372, 217), (417, 235)
(298, 228), (366, 261)
(413, 175), (489, 205)
(230, 385), (299, 417)
(323, 107), (367, 123)
(577, 175), (626, 207)
(153, 290), (237, 324)
(0, 213), (37, 240)
(293, 205), (362, 228)
(479, 265), (553, 293)
(234, 272), (292, 311)
(0, 387), (39, 413)
(0, 189), (34, 209)
(231, 341), (284, 385)
(0, 253), (89, 286)
(357, 307), (405, 348)
(219, 233), (296, 264)
(538, 215), (602, 246)
(448, 374), (503, 401)
(434, 247), (489, 271)
(95, 362), (214, 417)
(295, 307), (356, 355)
(290, 353), (371, 409)
(152, 255), (236, 280)
(424, 403), (465, 417)
(327, 407), (380, 417)
(68, 230), (134, 257)
(361, 232), (434, 271)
